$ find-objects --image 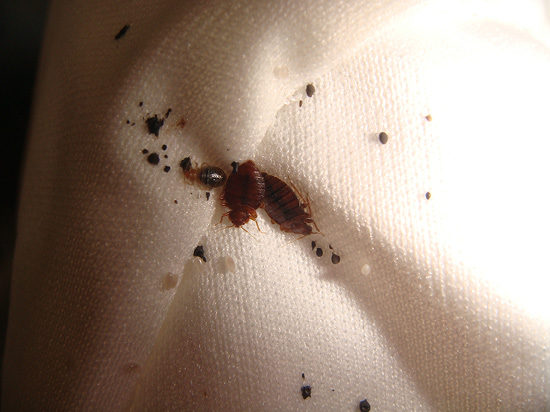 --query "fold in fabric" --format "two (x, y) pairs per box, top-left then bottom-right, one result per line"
(3, 1), (550, 410)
